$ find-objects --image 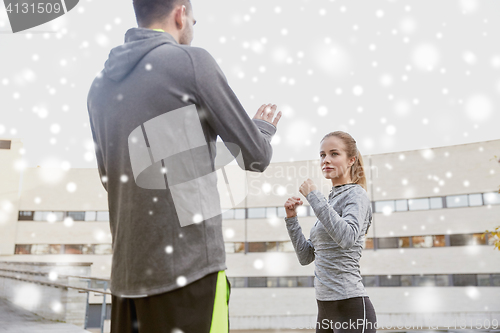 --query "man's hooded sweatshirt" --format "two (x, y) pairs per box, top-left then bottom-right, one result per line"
(87, 27), (276, 297)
